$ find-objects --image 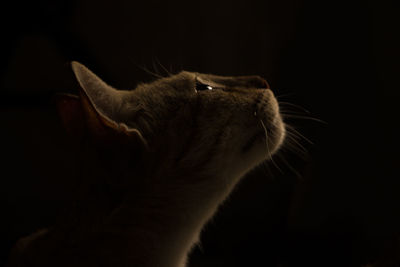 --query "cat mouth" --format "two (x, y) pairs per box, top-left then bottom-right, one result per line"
(242, 90), (285, 155)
